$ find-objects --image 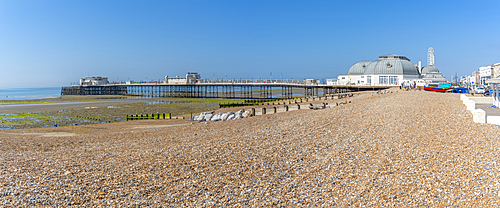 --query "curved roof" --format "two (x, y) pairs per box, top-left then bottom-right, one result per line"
(422, 72), (447, 83)
(364, 55), (419, 75)
(347, 61), (374, 75)
(423, 72), (445, 79)
(421, 65), (440, 75)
